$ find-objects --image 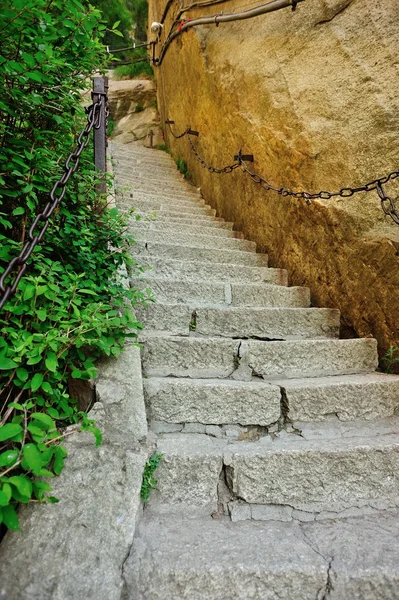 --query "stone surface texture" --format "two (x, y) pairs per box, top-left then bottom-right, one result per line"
(149, 0), (399, 357)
